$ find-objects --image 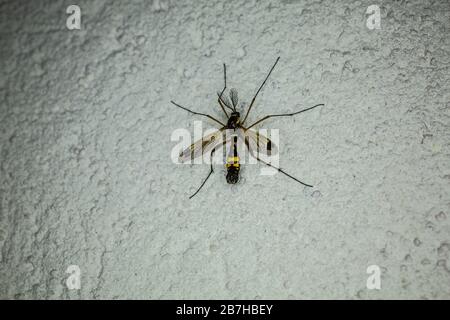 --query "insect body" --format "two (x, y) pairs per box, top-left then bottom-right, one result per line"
(171, 57), (324, 199)
(227, 112), (240, 129)
(225, 135), (240, 184)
